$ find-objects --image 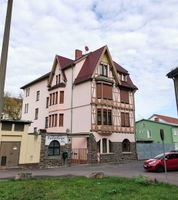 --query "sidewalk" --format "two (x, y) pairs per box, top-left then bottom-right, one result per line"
(0, 161), (178, 186)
